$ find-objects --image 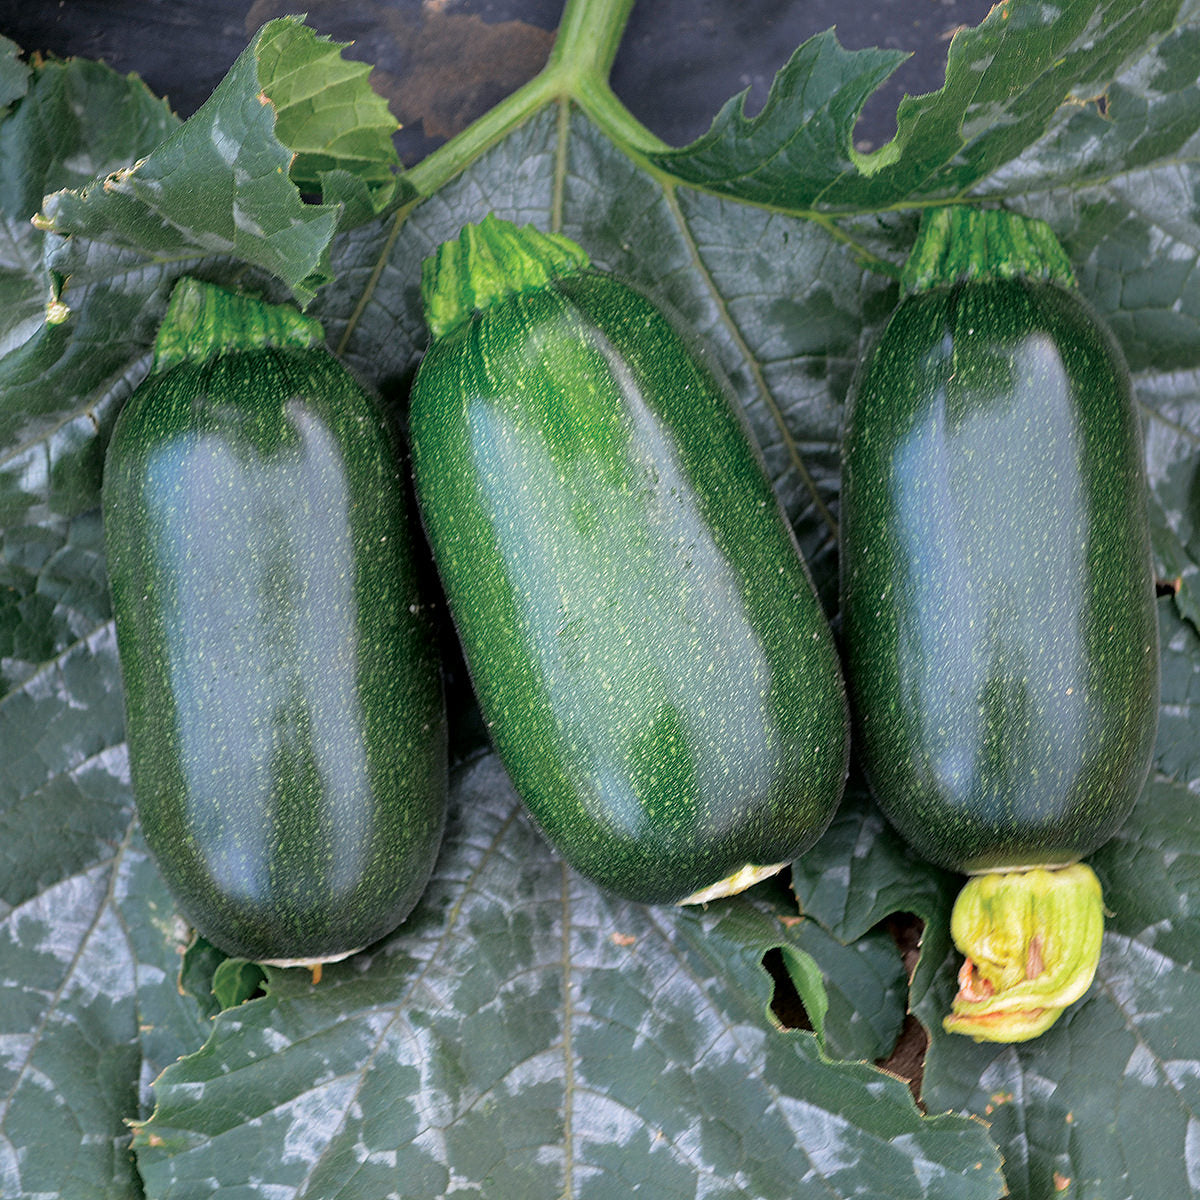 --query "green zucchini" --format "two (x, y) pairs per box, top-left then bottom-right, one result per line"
(409, 216), (848, 905)
(841, 208), (1159, 1040)
(103, 278), (447, 966)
